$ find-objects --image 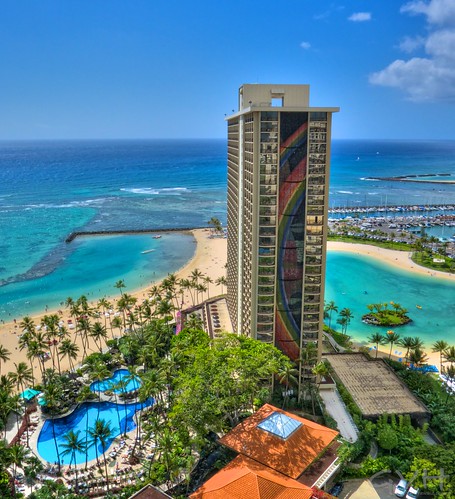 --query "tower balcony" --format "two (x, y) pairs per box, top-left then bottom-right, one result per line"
(257, 324), (274, 333)
(259, 196), (276, 206)
(259, 203), (276, 214)
(257, 305), (274, 314)
(260, 185), (277, 196)
(258, 247), (275, 257)
(304, 304), (320, 313)
(258, 275), (275, 285)
(258, 295), (275, 305)
(259, 227), (276, 237)
(304, 295), (320, 304)
(305, 275), (321, 284)
(305, 269), (322, 278)
(257, 315), (274, 324)
(257, 332), (274, 343)
(258, 237), (276, 247)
